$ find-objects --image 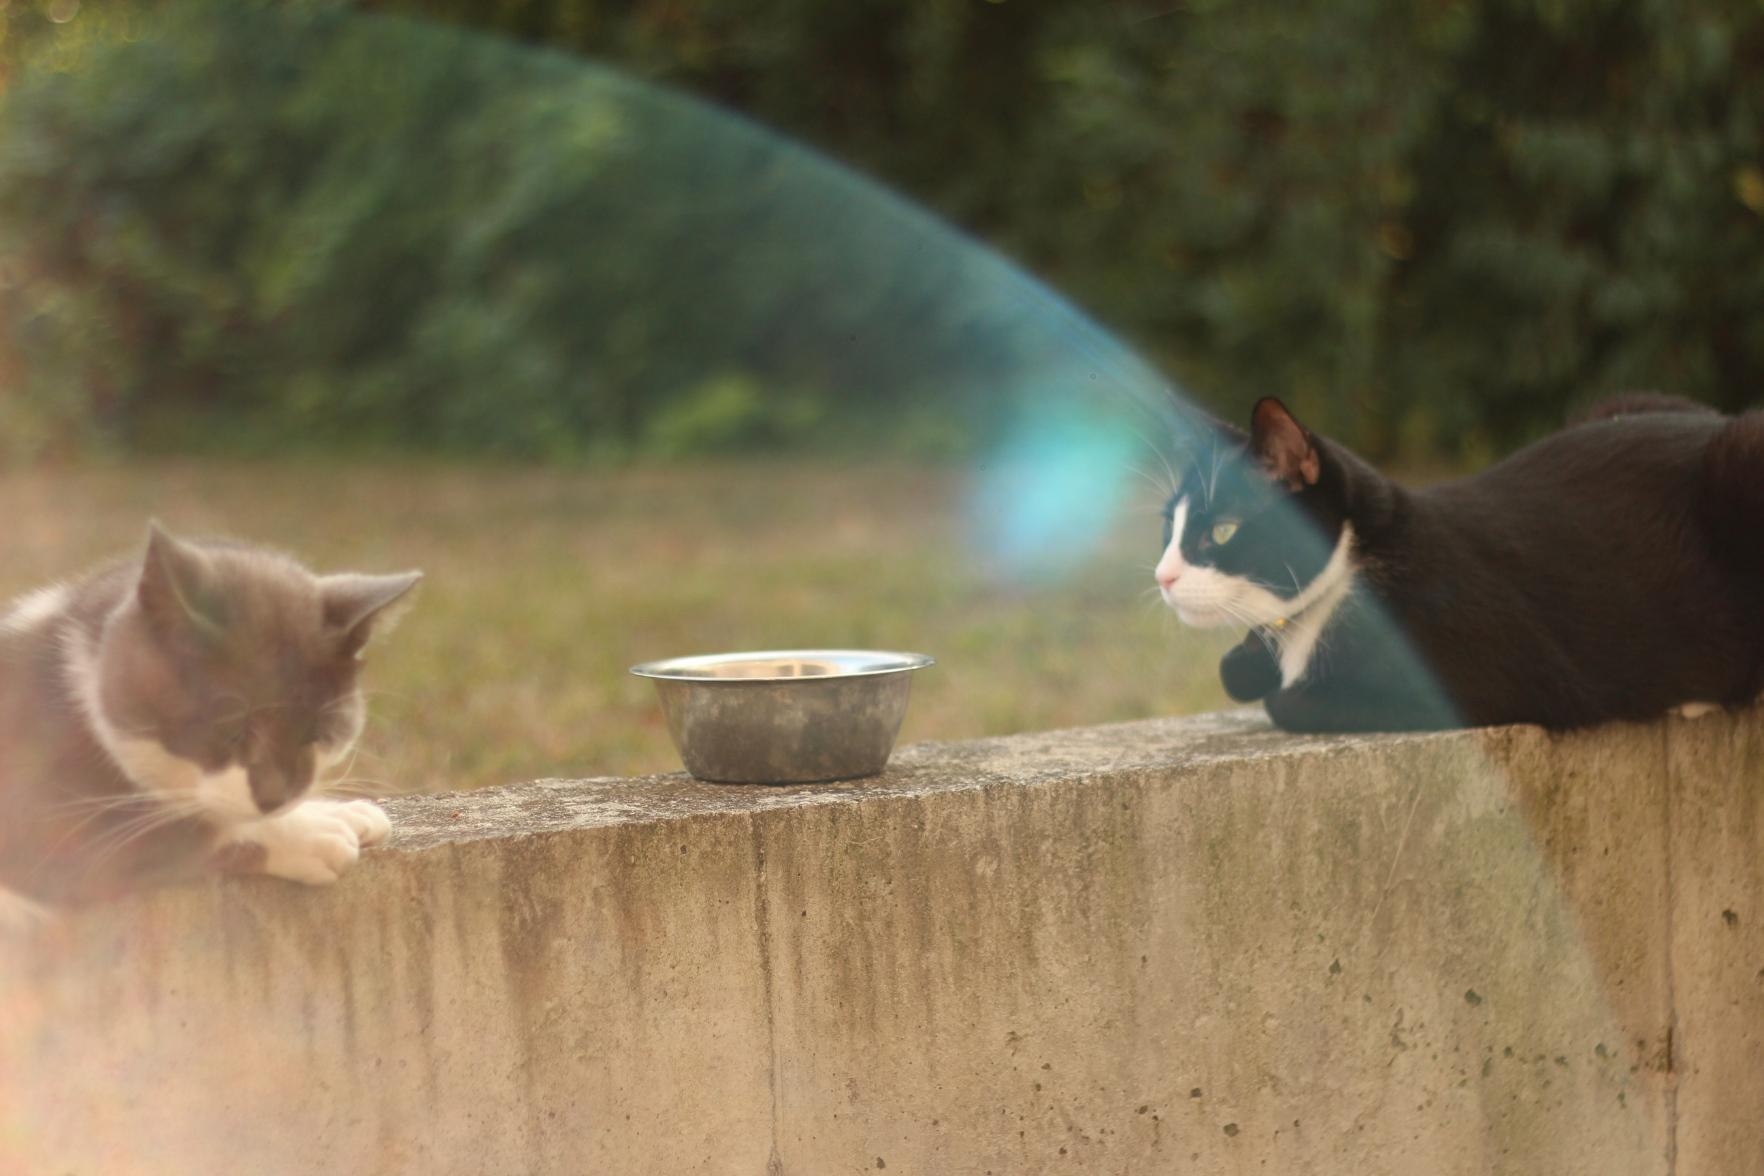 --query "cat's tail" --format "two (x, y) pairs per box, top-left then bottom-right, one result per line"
(1704, 409), (1764, 576)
